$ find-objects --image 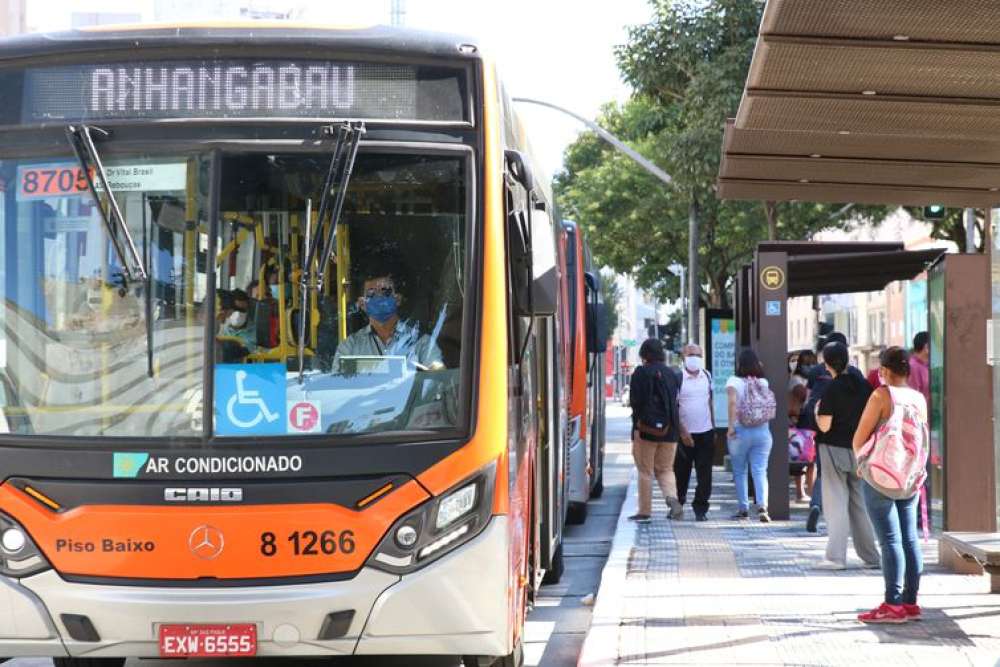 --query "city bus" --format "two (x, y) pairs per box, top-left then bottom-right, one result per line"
(562, 221), (607, 525)
(0, 23), (579, 667)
